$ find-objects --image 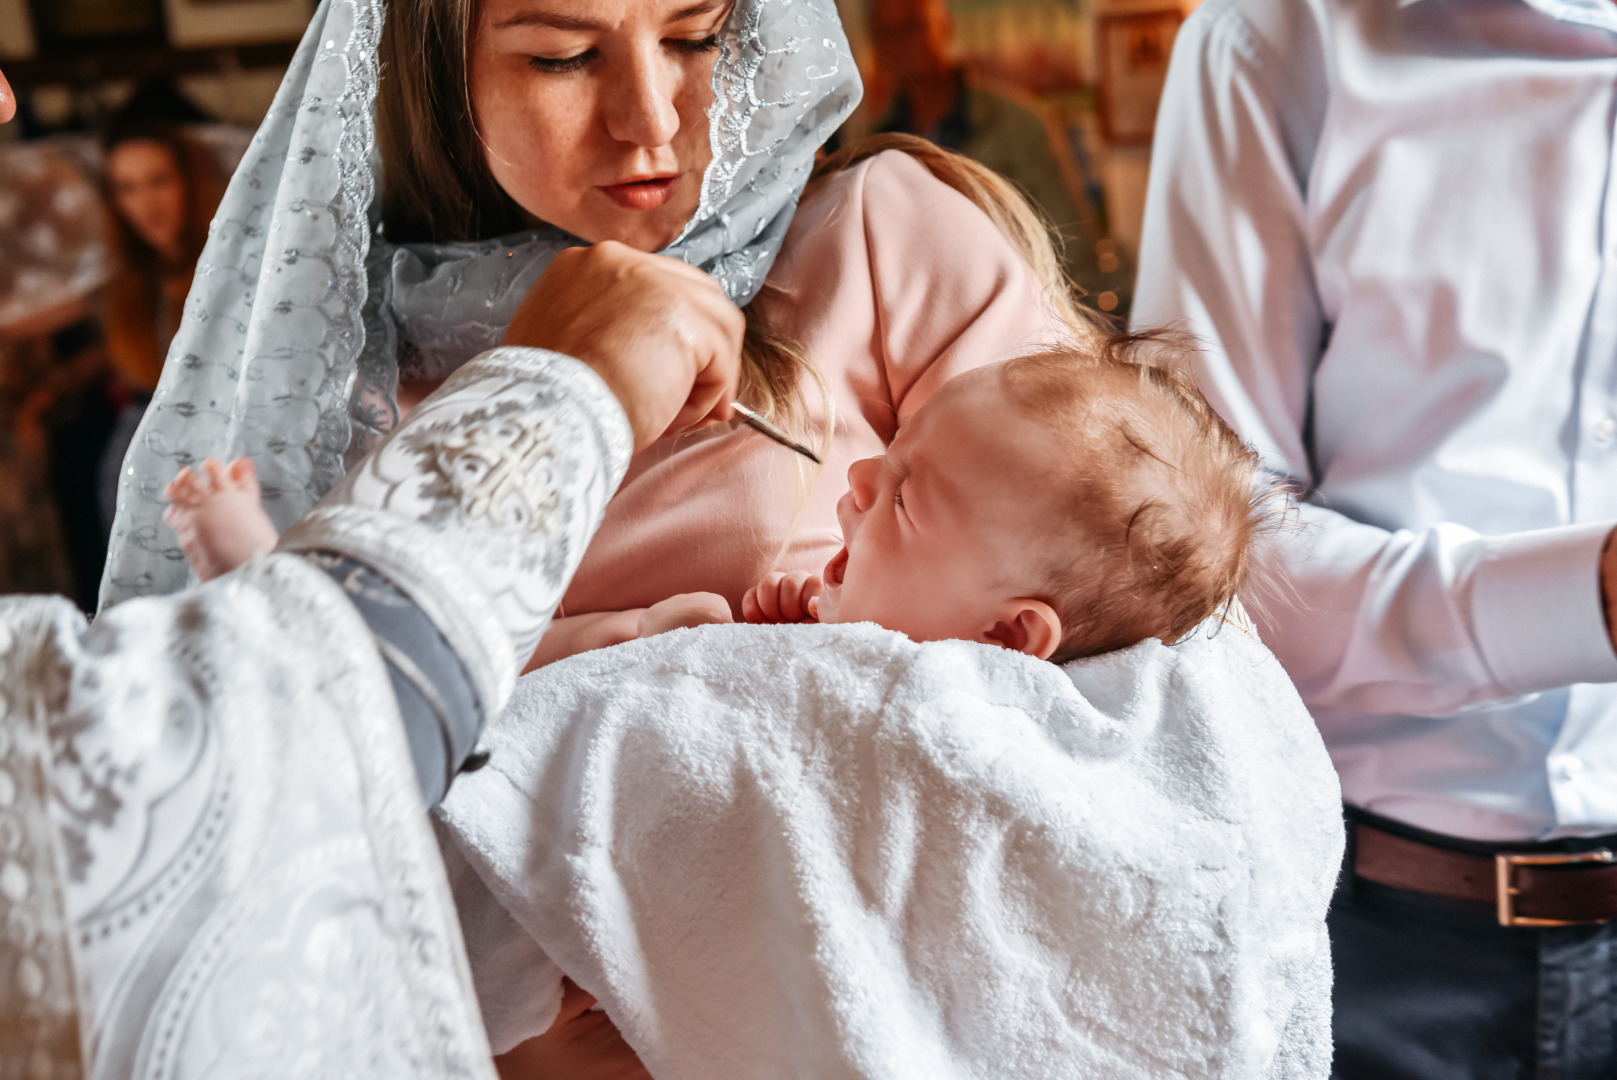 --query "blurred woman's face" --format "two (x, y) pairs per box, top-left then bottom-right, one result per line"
(469, 0), (729, 252)
(107, 140), (187, 262)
